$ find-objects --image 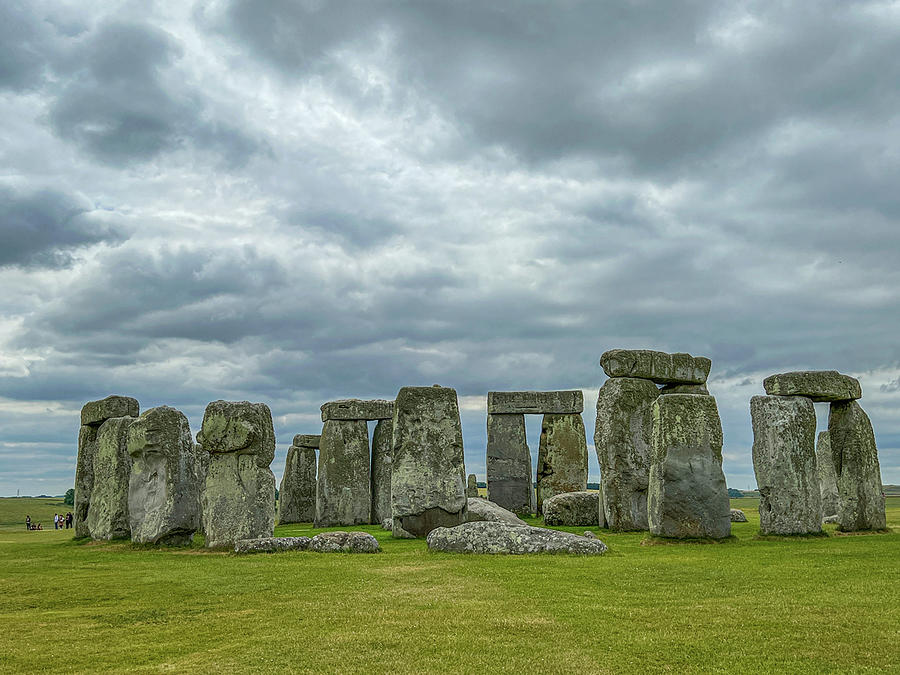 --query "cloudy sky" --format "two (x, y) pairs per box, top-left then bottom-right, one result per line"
(2, 0), (899, 496)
